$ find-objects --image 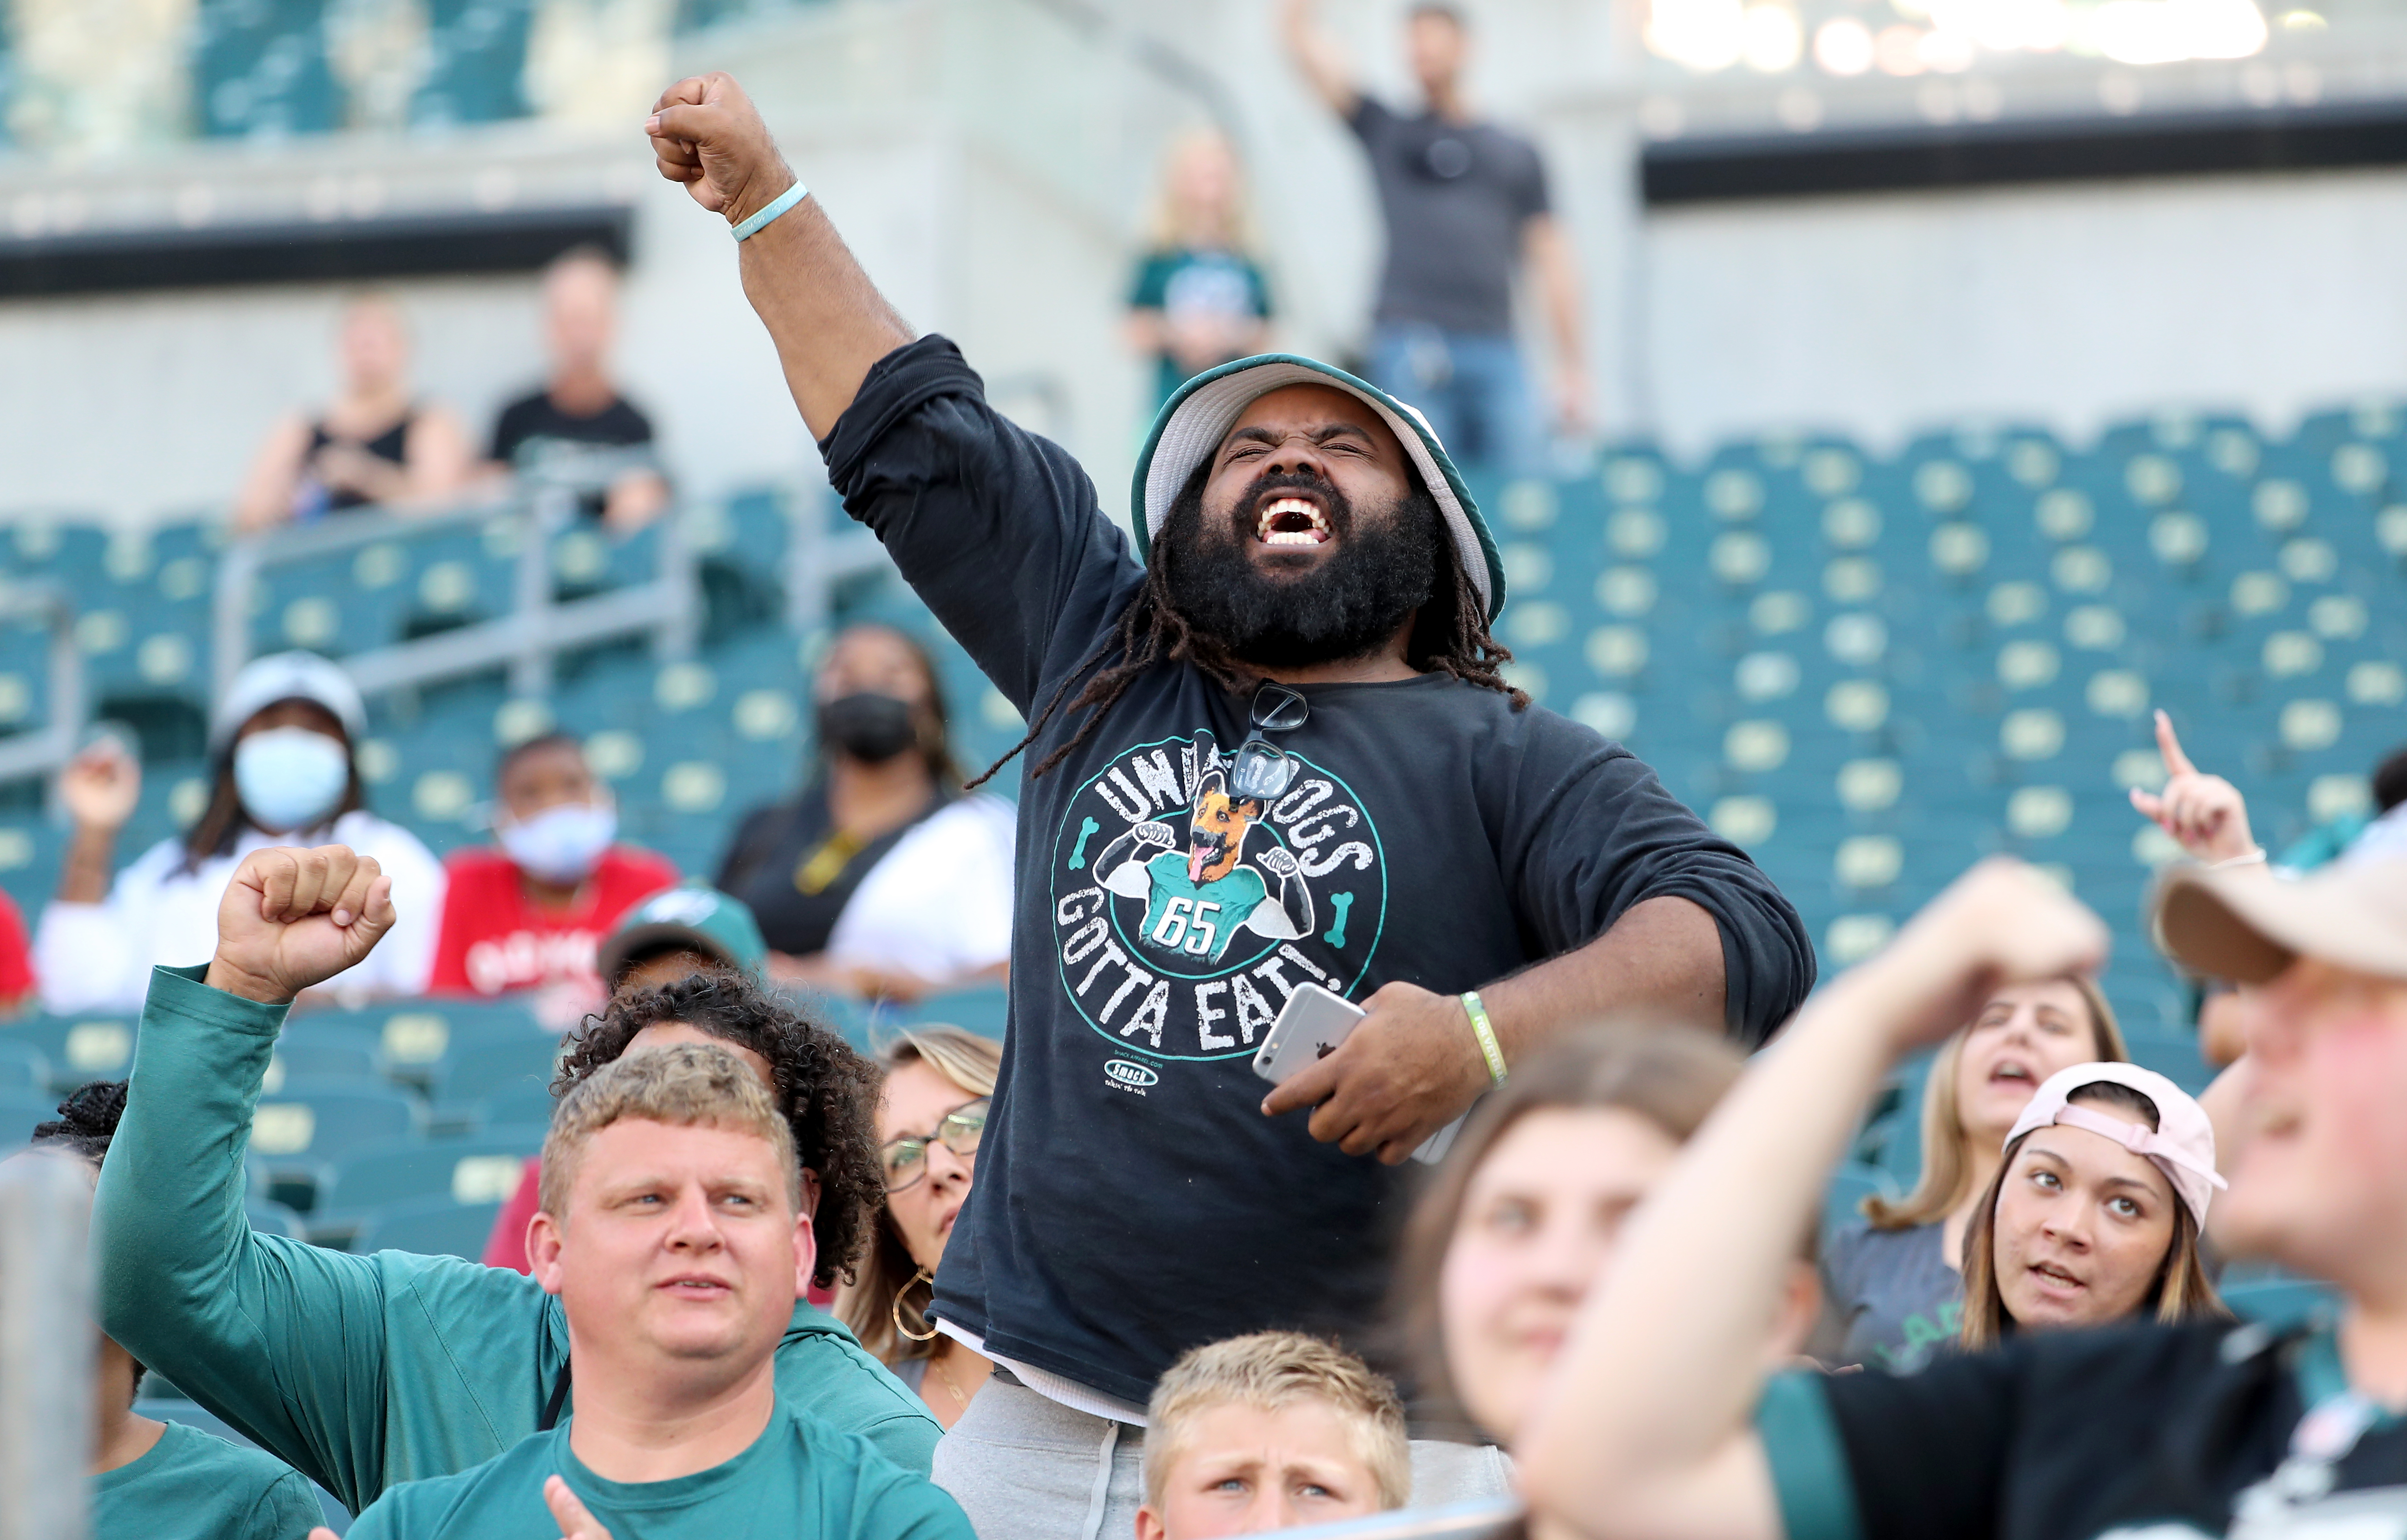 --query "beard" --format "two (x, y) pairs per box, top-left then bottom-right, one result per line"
(1157, 466), (1442, 670)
